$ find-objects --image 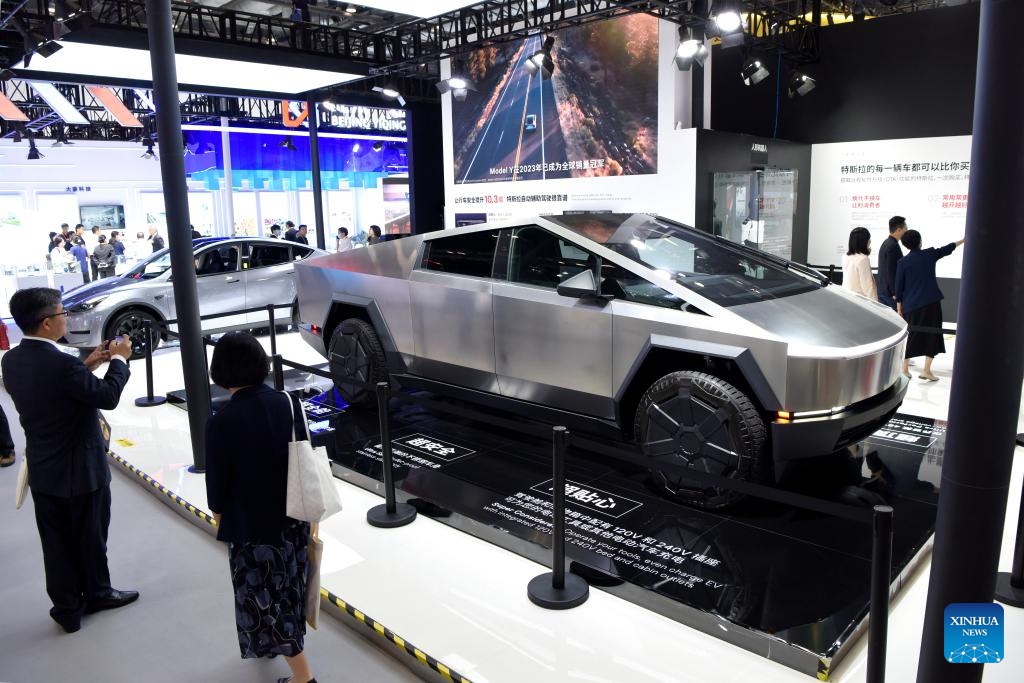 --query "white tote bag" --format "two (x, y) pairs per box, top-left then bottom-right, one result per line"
(15, 457), (28, 510)
(284, 393), (343, 523)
